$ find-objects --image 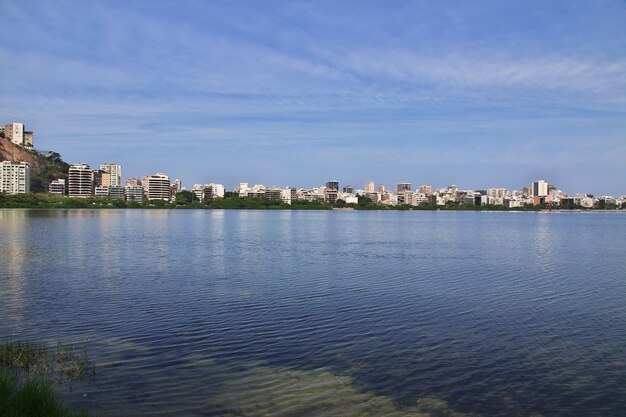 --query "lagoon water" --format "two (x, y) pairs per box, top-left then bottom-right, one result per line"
(0, 209), (625, 416)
